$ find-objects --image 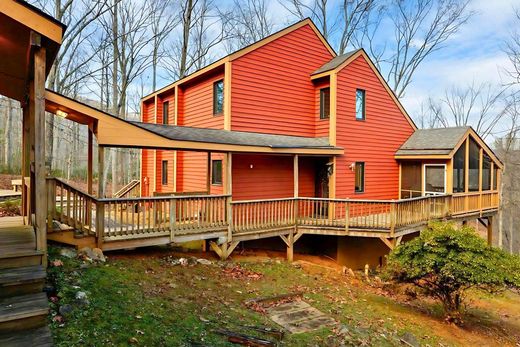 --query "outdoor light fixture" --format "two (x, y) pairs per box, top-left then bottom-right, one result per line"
(250, 164), (254, 169)
(56, 110), (68, 118)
